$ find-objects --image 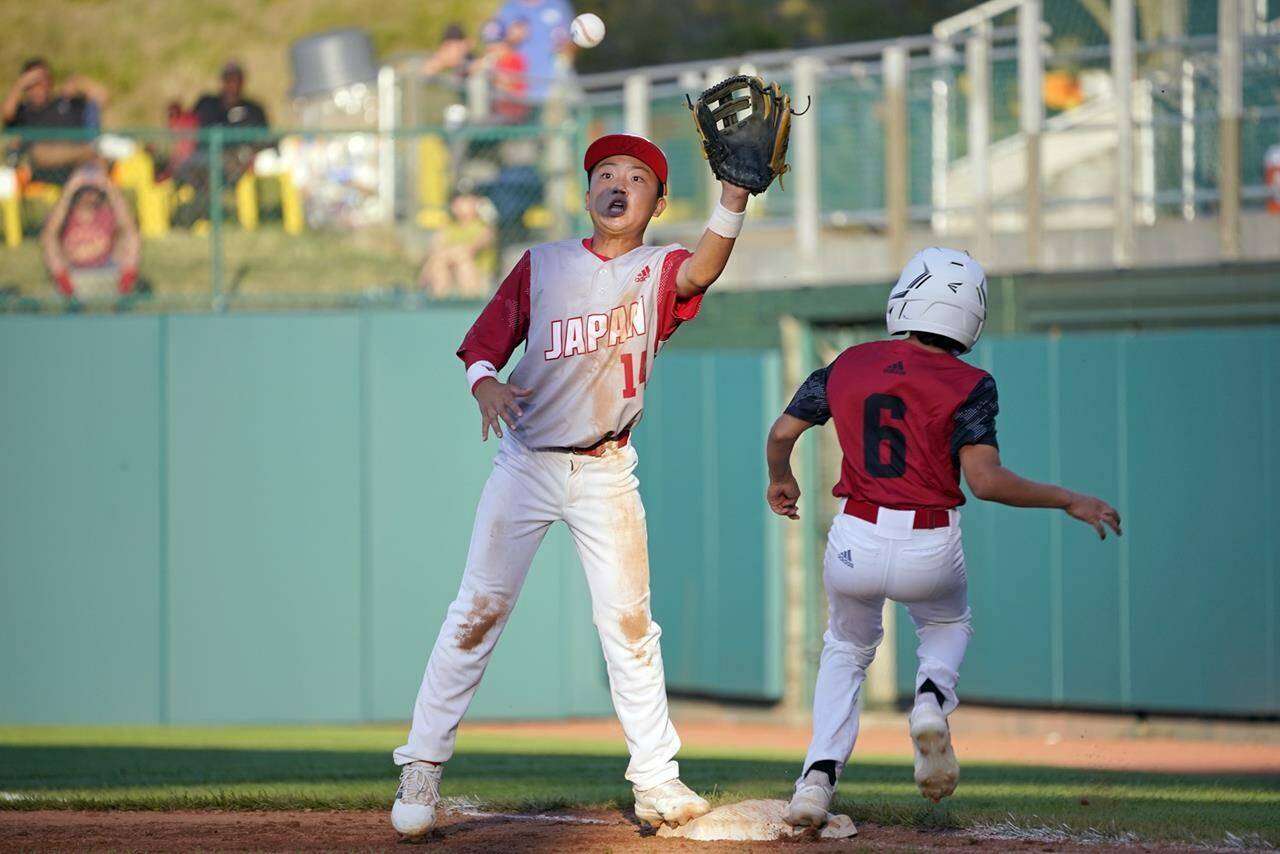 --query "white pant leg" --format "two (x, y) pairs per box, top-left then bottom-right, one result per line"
(802, 516), (890, 775)
(562, 444), (681, 790)
(886, 525), (972, 716)
(394, 439), (561, 765)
